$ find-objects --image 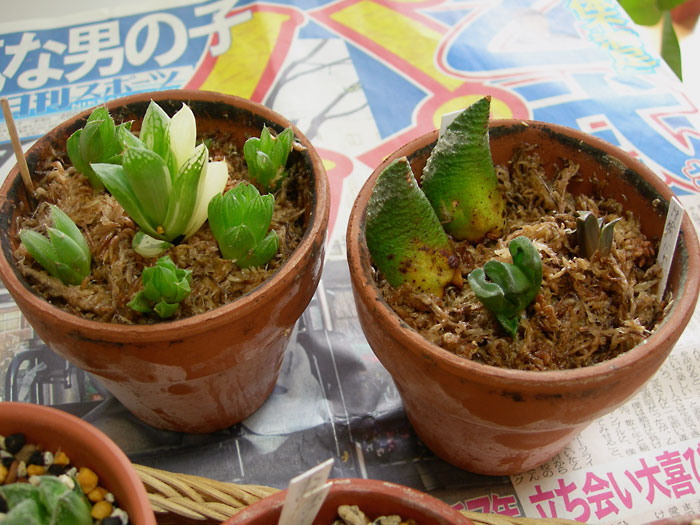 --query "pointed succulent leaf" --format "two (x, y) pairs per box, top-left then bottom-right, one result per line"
(598, 217), (620, 255)
(219, 224), (257, 263)
(366, 157), (460, 297)
(50, 205), (90, 262)
(116, 122), (144, 151)
(421, 96), (506, 243)
(576, 211), (600, 259)
(66, 130), (92, 178)
(91, 163), (159, 238)
(162, 143), (208, 238)
(182, 160), (229, 239)
(168, 103), (197, 171)
(132, 231), (173, 258)
(246, 230), (279, 268)
(467, 236), (542, 338)
(122, 147), (172, 228)
(270, 127), (294, 168)
(153, 300), (180, 319)
(20, 230), (60, 279)
(47, 227), (90, 283)
(140, 100), (171, 160)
